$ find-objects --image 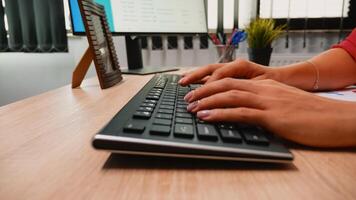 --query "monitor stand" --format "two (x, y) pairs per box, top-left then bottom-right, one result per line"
(120, 36), (179, 75)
